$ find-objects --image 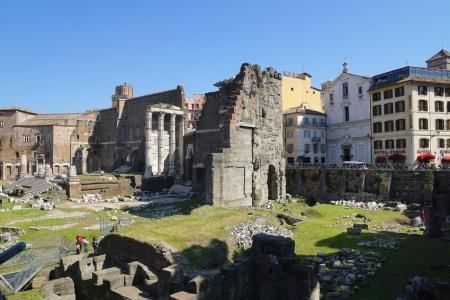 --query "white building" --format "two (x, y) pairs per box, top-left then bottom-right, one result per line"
(283, 103), (327, 164)
(322, 62), (372, 163)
